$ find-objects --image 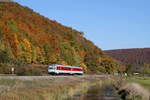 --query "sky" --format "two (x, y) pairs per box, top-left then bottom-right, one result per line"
(13, 0), (150, 50)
